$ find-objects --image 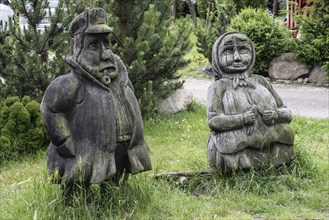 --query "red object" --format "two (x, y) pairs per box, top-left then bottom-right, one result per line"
(287, 0), (313, 37)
